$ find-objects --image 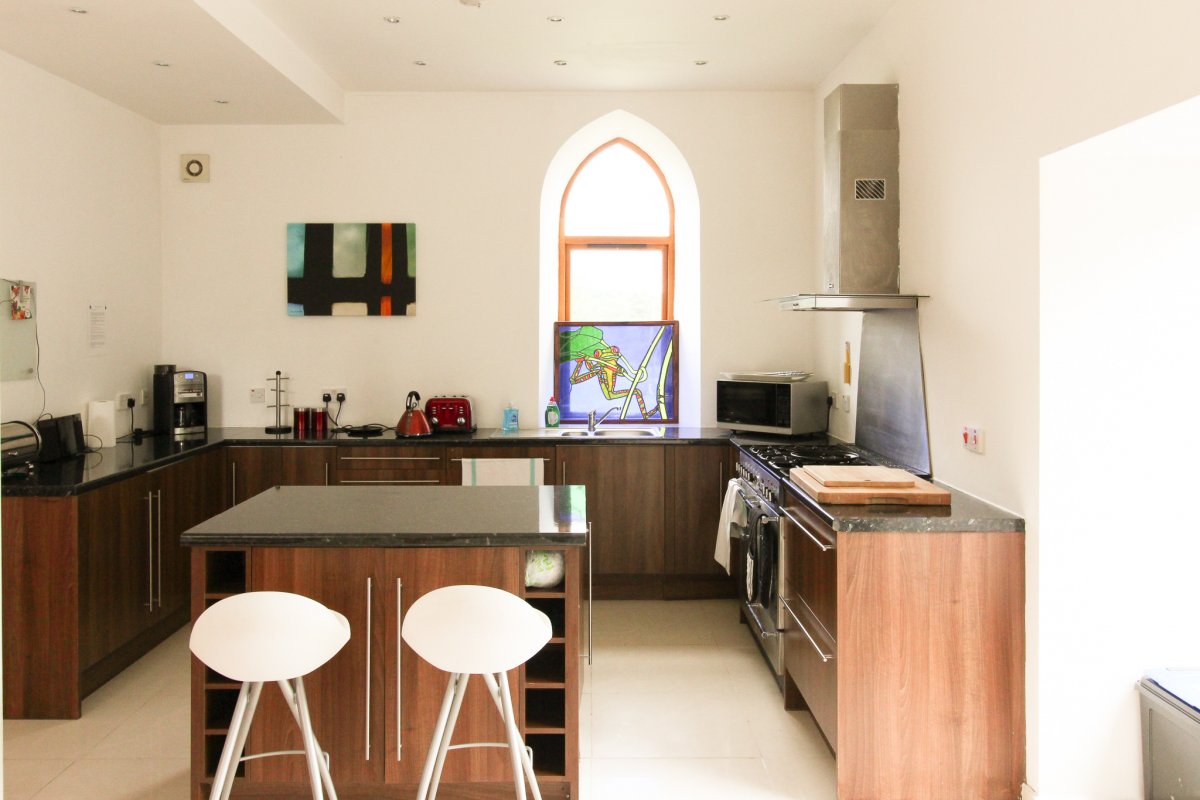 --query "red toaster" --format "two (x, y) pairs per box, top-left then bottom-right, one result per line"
(424, 396), (475, 433)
